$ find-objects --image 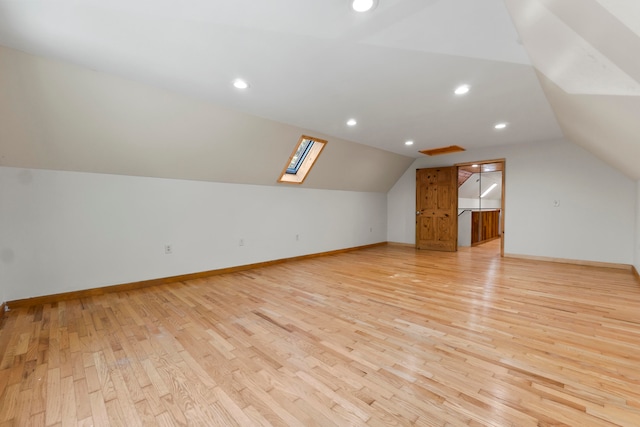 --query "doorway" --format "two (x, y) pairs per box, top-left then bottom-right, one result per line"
(456, 160), (505, 256)
(415, 160), (505, 256)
